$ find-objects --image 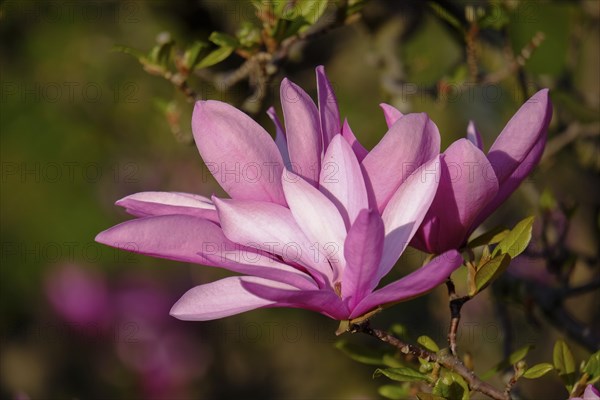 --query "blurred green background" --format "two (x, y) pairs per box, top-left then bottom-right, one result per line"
(1, 1), (598, 399)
